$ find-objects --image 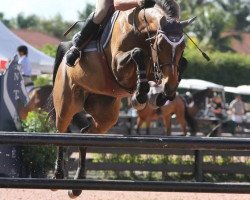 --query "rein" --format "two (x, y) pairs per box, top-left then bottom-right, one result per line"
(142, 8), (163, 84)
